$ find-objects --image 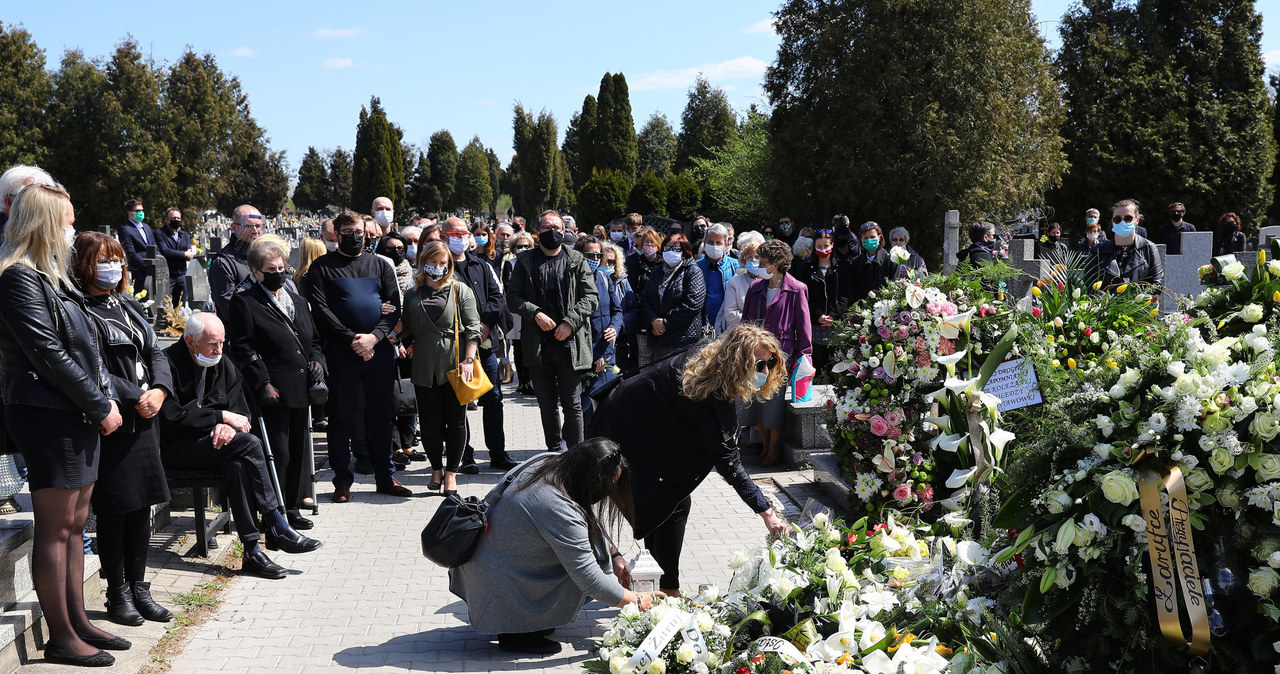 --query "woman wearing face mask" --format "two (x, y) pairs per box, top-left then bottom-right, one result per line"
(225, 240), (327, 531)
(886, 226), (927, 277)
(849, 222), (894, 306)
(795, 229), (852, 376)
(586, 324), (790, 596)
(376, 232), (413, 295)
(598, 241), (640, 374)
(741, 240), (812, 467)
(640, 233), (706, 361)
(1094, 199), (1164, 290)
(1216, 212), (1247, 255)
(70, 232), (175, 629)
(715, 231), (766, 333)
(395, 241), (481, 495)
(573, 236), (624, 425)
(471, 222), (501, 276)
(1076, 210), (1105, 253)
(1035, 222), (1069, 262)
(504, 233), (536, 395)
(624, 229), (664, 299)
